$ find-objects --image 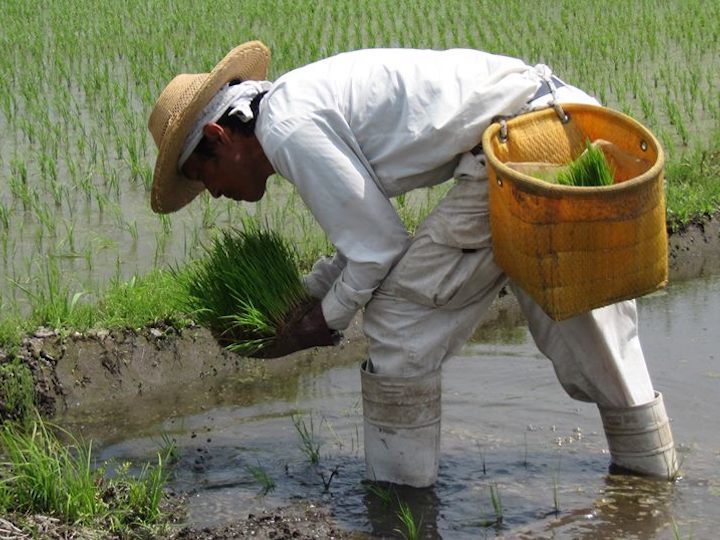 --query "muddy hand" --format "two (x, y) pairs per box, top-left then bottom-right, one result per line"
(261, 301), (341, 358)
